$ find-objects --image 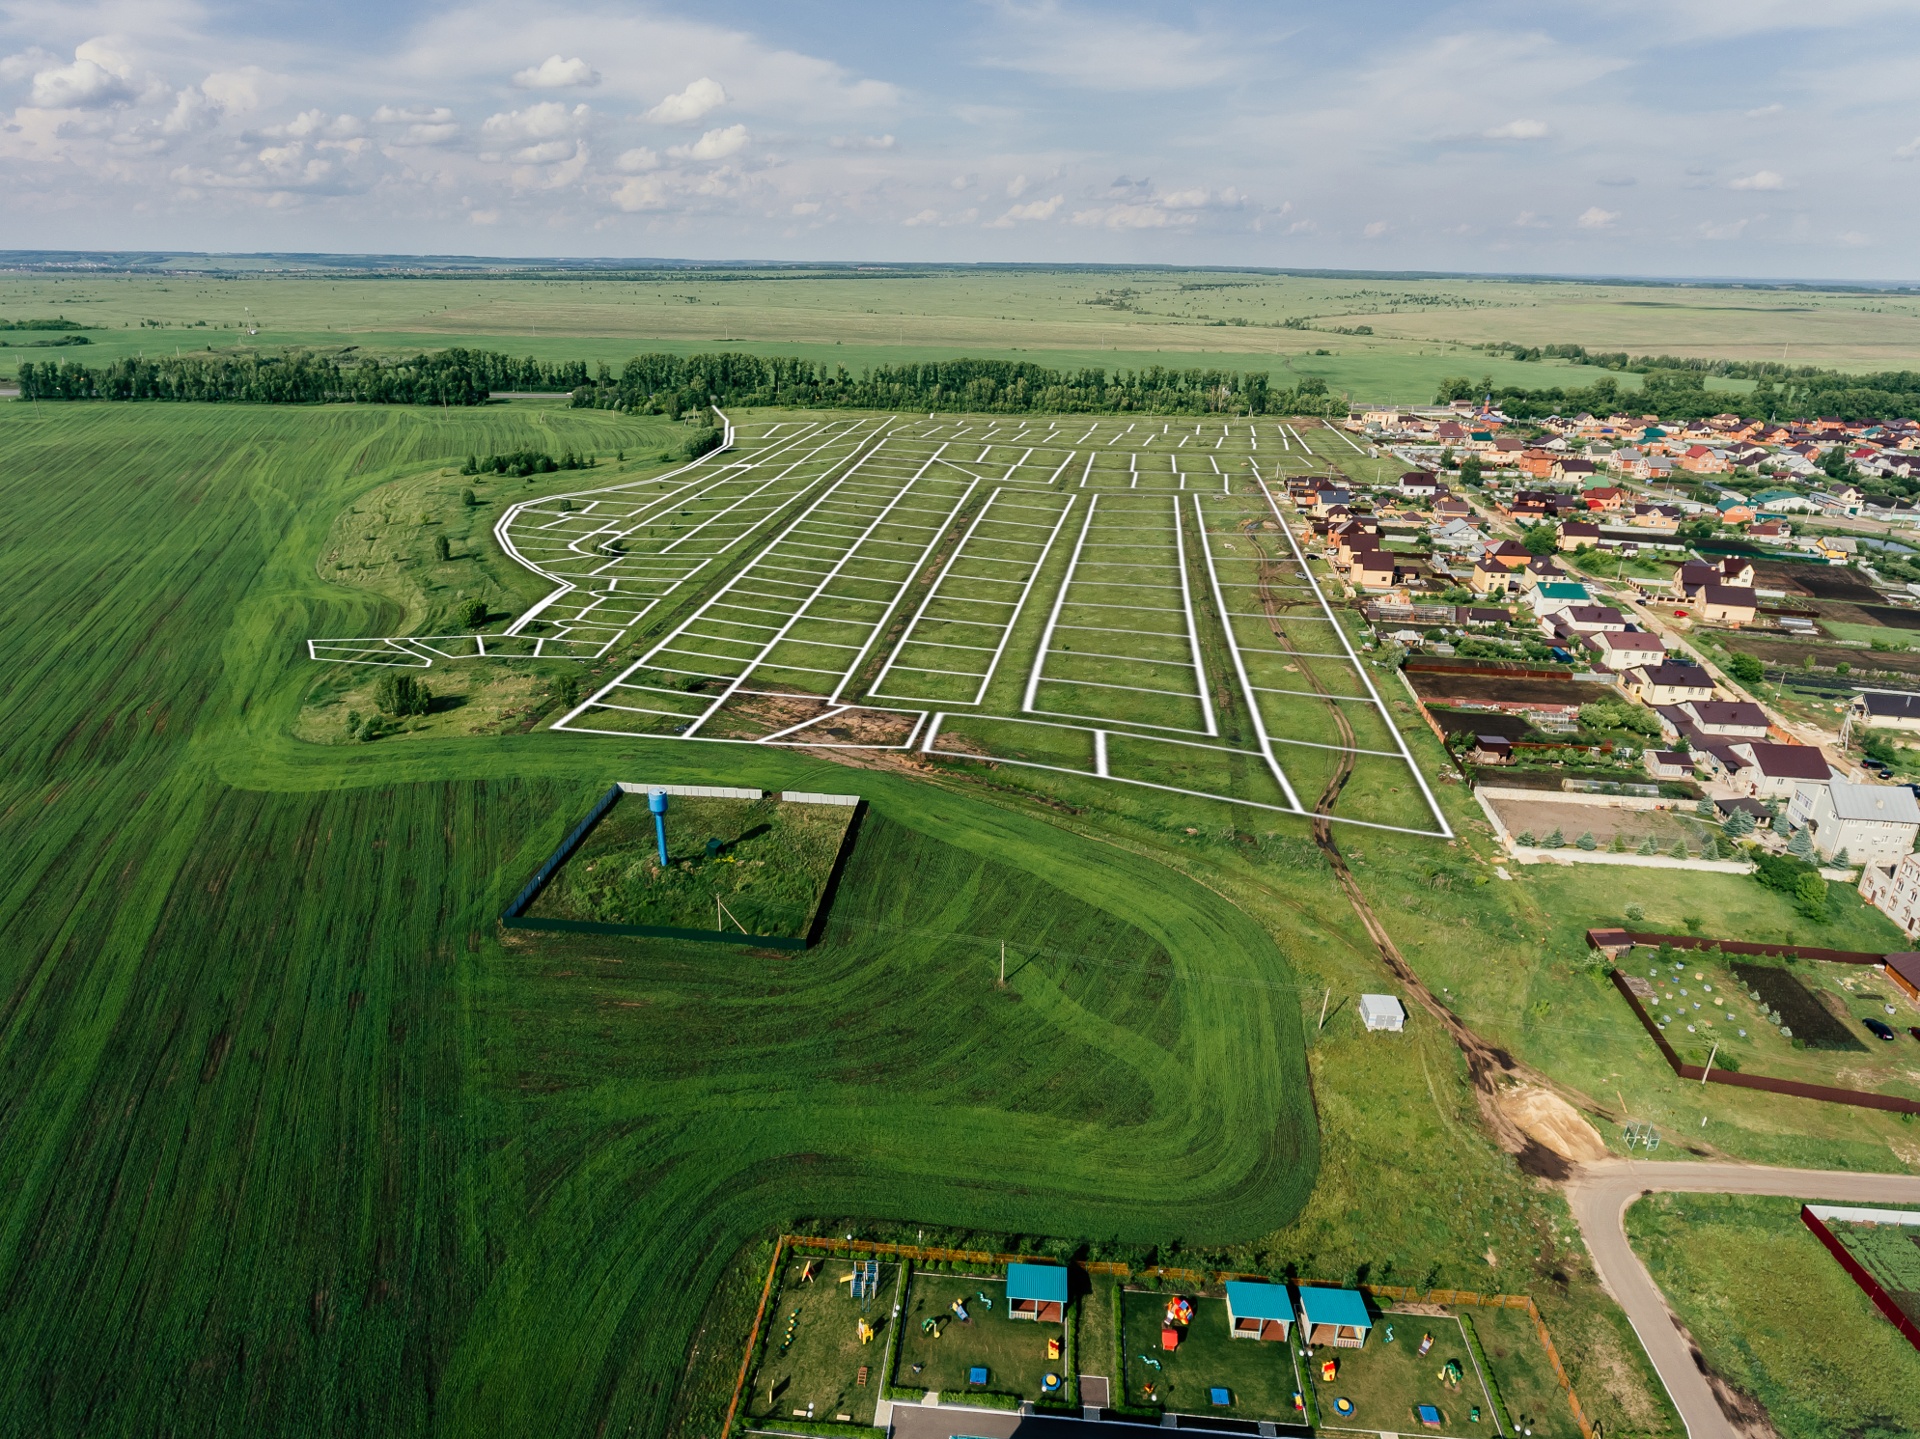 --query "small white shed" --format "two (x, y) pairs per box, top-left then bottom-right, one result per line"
(1358, 993), (1407, 1032)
